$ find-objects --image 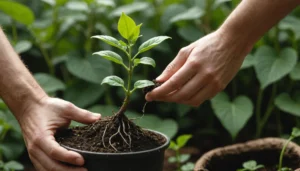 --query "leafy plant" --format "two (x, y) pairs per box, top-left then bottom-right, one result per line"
(278, 127), (300, 171)
(237, 160), (264, 171)
(0, 160), (23, 171)
(168, 134), (195, 171)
